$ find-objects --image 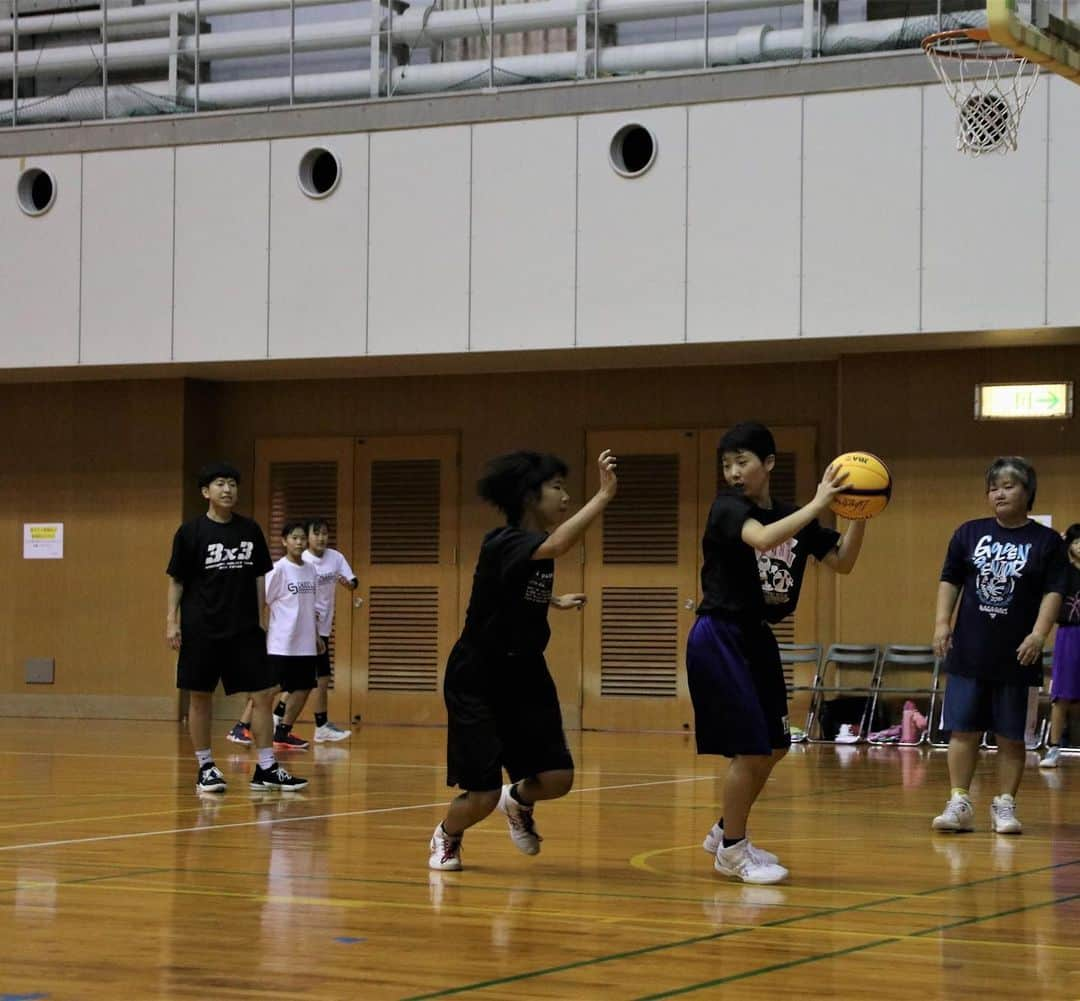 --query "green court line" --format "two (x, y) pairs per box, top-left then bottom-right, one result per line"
(400, 858), (1080, 1000)
(632, 938), (899, 1000)
(632, 888), (1080, 999)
